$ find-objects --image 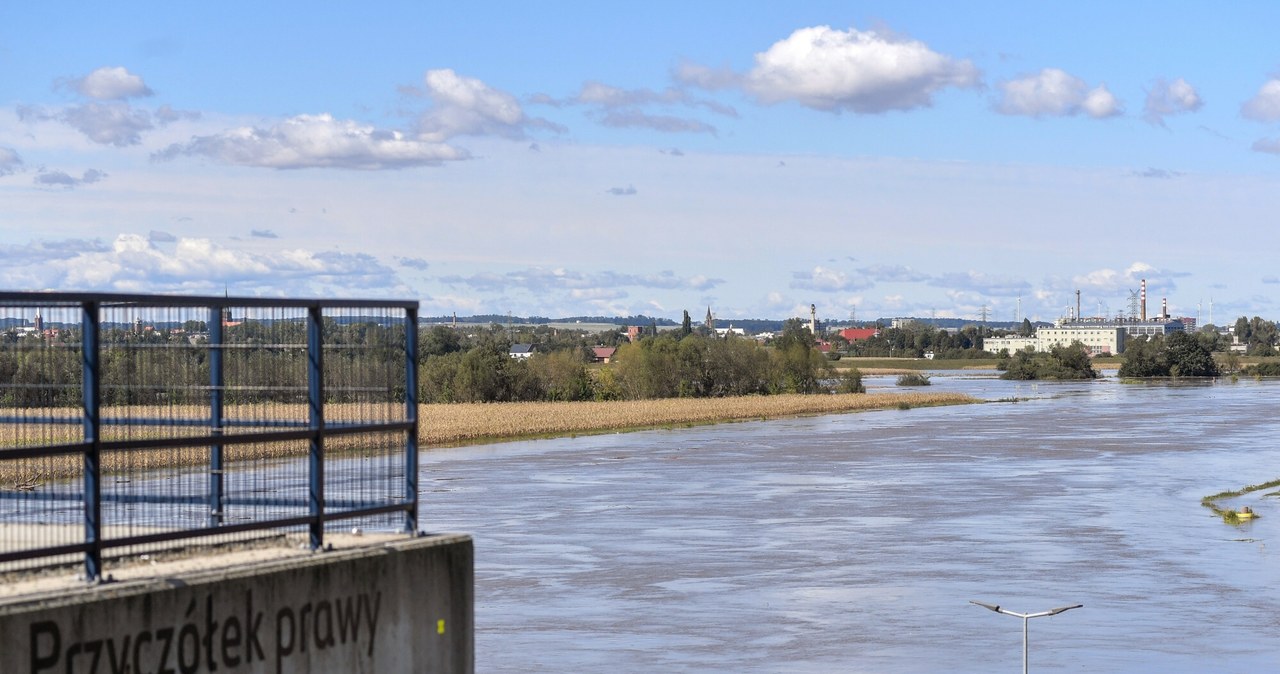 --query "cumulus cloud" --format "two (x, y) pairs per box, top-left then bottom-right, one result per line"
(61, 102), (155, 146)
(251, 229), (278, 239)
(996, 68), (1122, 119)
(736, 25), (979, 113)
(0, 147), (22, 176)
(154, 113), (469, 169)
(149, 230), (177, 243)
(64, 66), (153, 100)
(18, 67), (196, 146)
(1070, 262), (1186, 295)
(1242, 79), (1280, 122)
(418, 69), (558, 140)
(1143, 77), (1203, 126)
(34, 168), (107, 189)
(789, 266), (872, 292)
(606, 185), (637, 196)
(0, 234), (405, 295)
(18, 99), (196, 147)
